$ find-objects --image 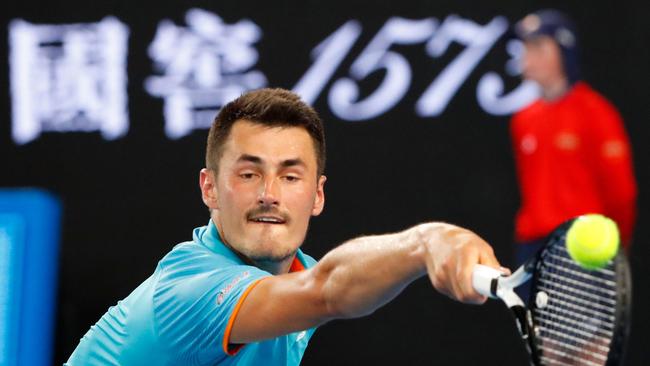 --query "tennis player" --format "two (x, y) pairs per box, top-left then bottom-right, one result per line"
(66, 88), (504, 365)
